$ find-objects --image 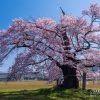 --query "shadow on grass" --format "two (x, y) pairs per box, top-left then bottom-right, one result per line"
(0, 87), (99, 100)
(0, 89), (54, 100)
